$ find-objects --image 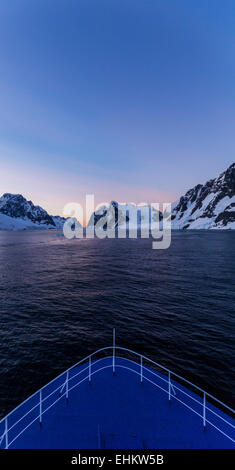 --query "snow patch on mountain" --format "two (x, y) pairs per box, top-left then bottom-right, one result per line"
(0, 212), (53, 231)
(51, 215), (67, 228)
(0, 194), (73, 231)
(0, 193), (55, 227)
(171, 163), (235, 230)
(87, 201), (162, 232)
